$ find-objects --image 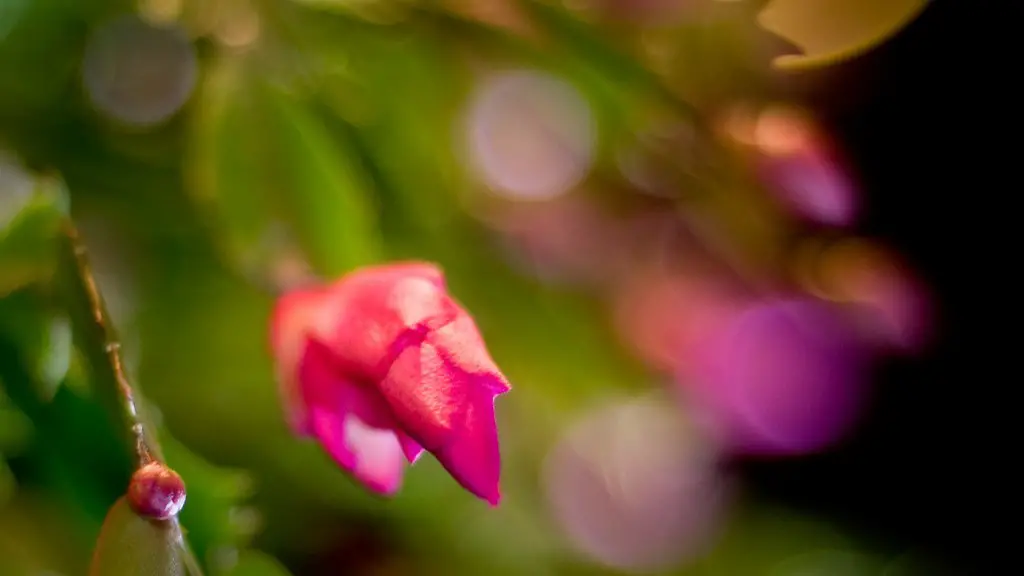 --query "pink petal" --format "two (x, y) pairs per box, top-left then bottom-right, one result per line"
(316, 263), (459, 382)
(427, 312), (511, 394)
(377, 340), (457, 449)
(379, 339), (504, 505)
(299, 339), (407, 495)
(763, 150), (857, 227)
(309, 406), (406, 496)
(398, 432), (425, 464)
(270, 286), (332, 436)
(432, 394), (502, 506)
